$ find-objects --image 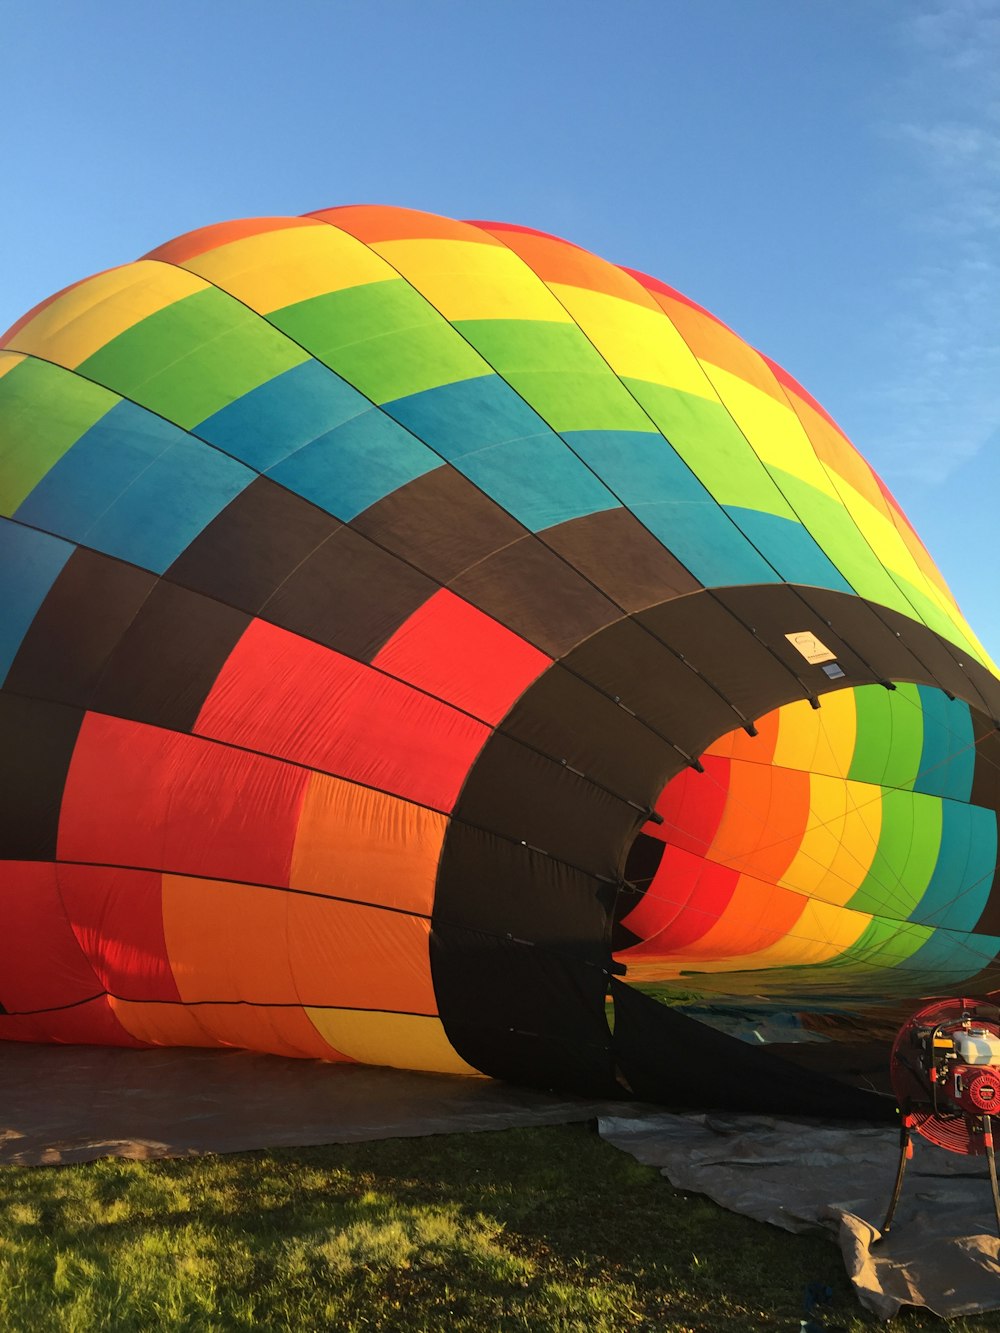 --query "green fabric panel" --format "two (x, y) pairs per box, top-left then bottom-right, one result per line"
(833, 914), (933, 970)
(455, 319), (653, 432)
(79, 288), (307, 430)
(769, 471), (913, 614)
(272, 281), (486, 403)
(848, 787), (942, 918)
(848, 683), (923, 790)
(0, 358), (113, 515)
(622, 379), (795, 516)
(892, 573), (983, 665)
